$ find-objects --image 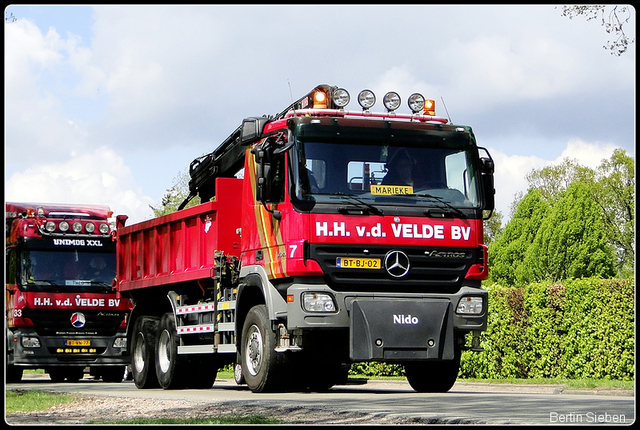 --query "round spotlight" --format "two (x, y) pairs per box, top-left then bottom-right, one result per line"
(383, 92), (401, 112)
(45, 221), (56, 233)
(408, 93), (425, 113)
(85, 222), (96, 233)
(357, 89), (376, 110)
(99, 223), (110, 234)
(59, 221), (69, 232)
(72, 222), (83, 233)
(332, 88), (350, 108)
